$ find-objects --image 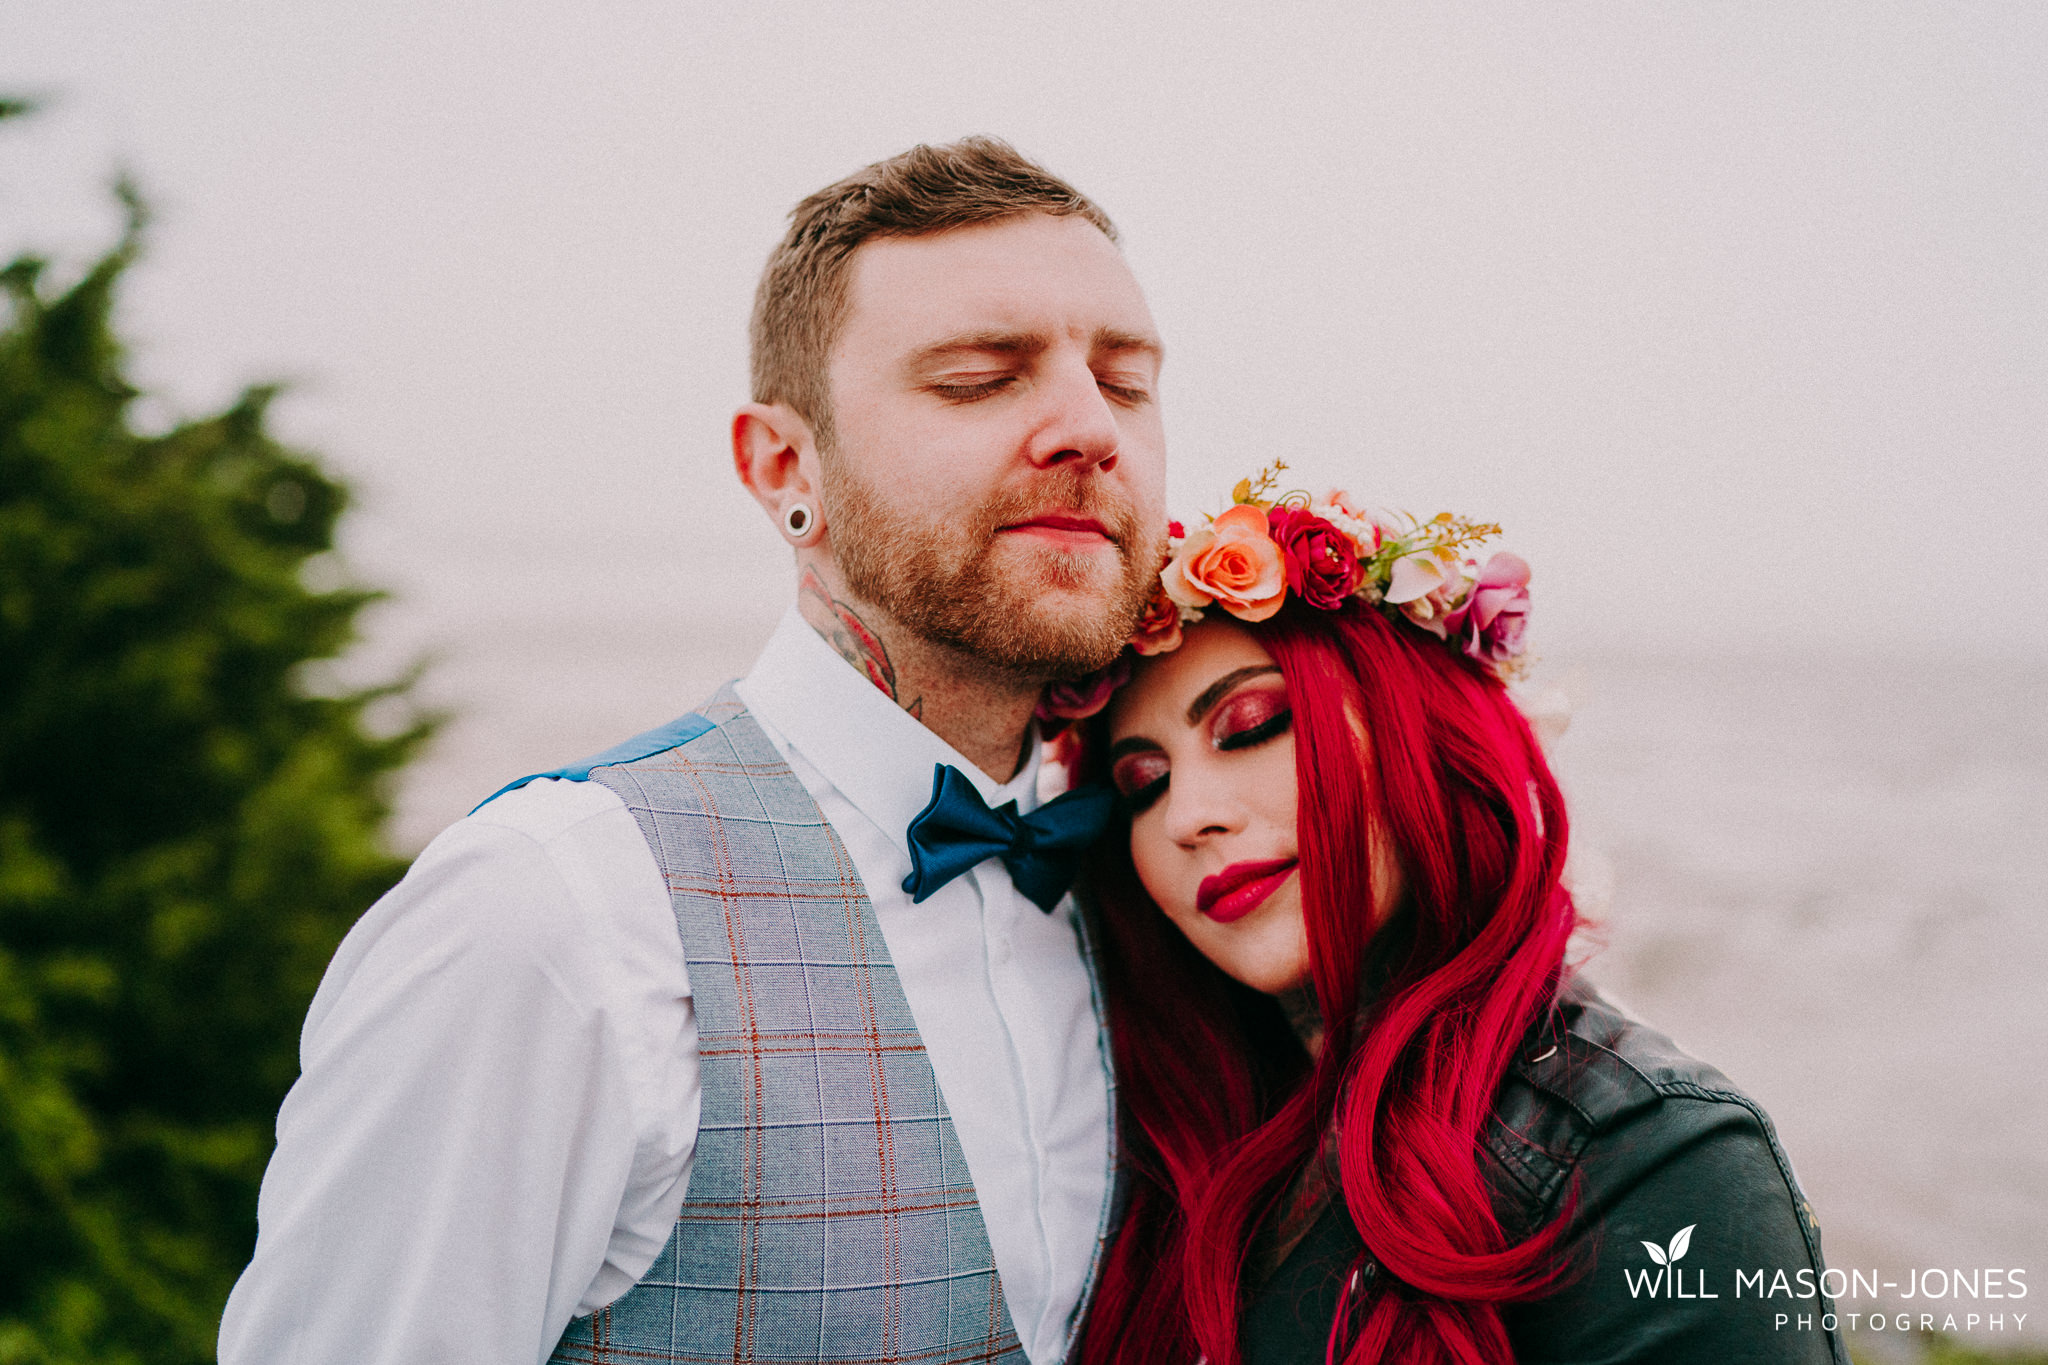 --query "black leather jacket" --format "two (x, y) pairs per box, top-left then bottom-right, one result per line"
(1243, 978), (1851, 1364)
